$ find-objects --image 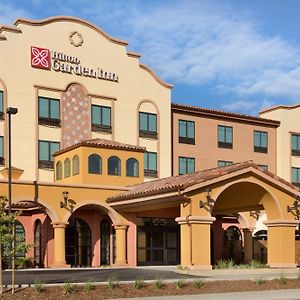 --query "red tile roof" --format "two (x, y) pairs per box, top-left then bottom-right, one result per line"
(107, 161), (299, 202)
(172, 103), (280, 127)
(54, 138), (146, 156)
